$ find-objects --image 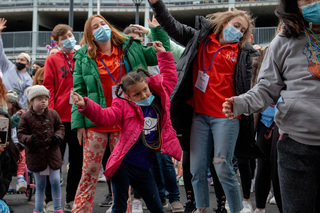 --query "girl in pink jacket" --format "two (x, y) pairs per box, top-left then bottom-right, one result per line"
(72, 41), (182, 213)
